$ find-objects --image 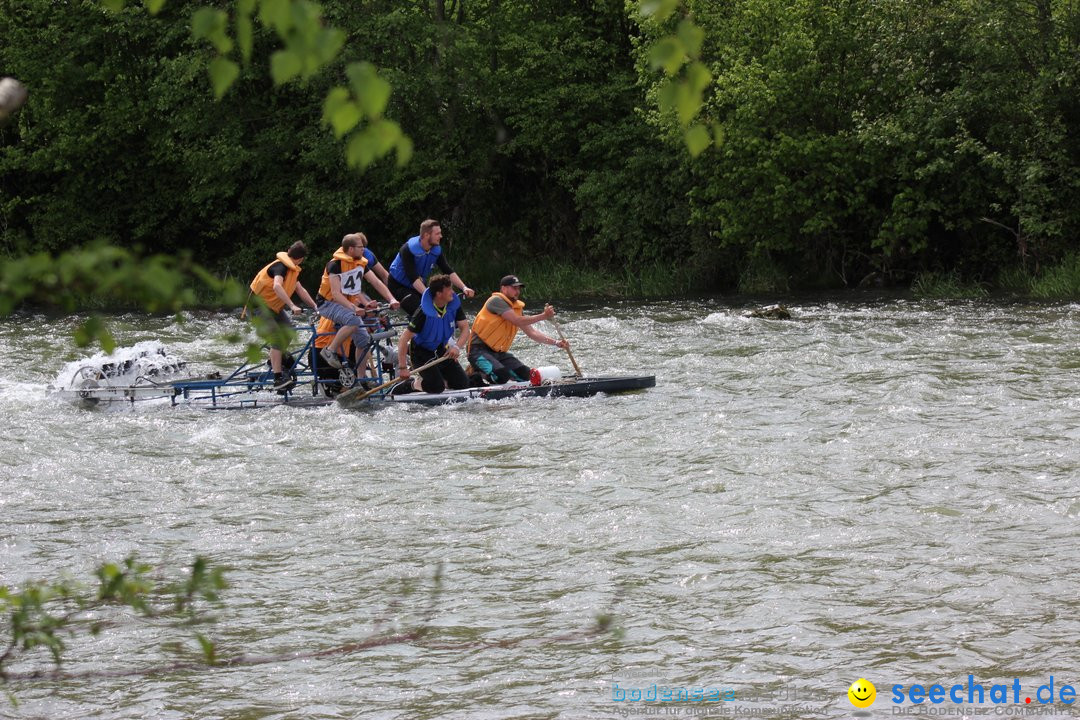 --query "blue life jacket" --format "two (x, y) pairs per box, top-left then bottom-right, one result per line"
(388, 236), (441, 286)
(412, 288), (461, 352)
(362, 248), (377, 267)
